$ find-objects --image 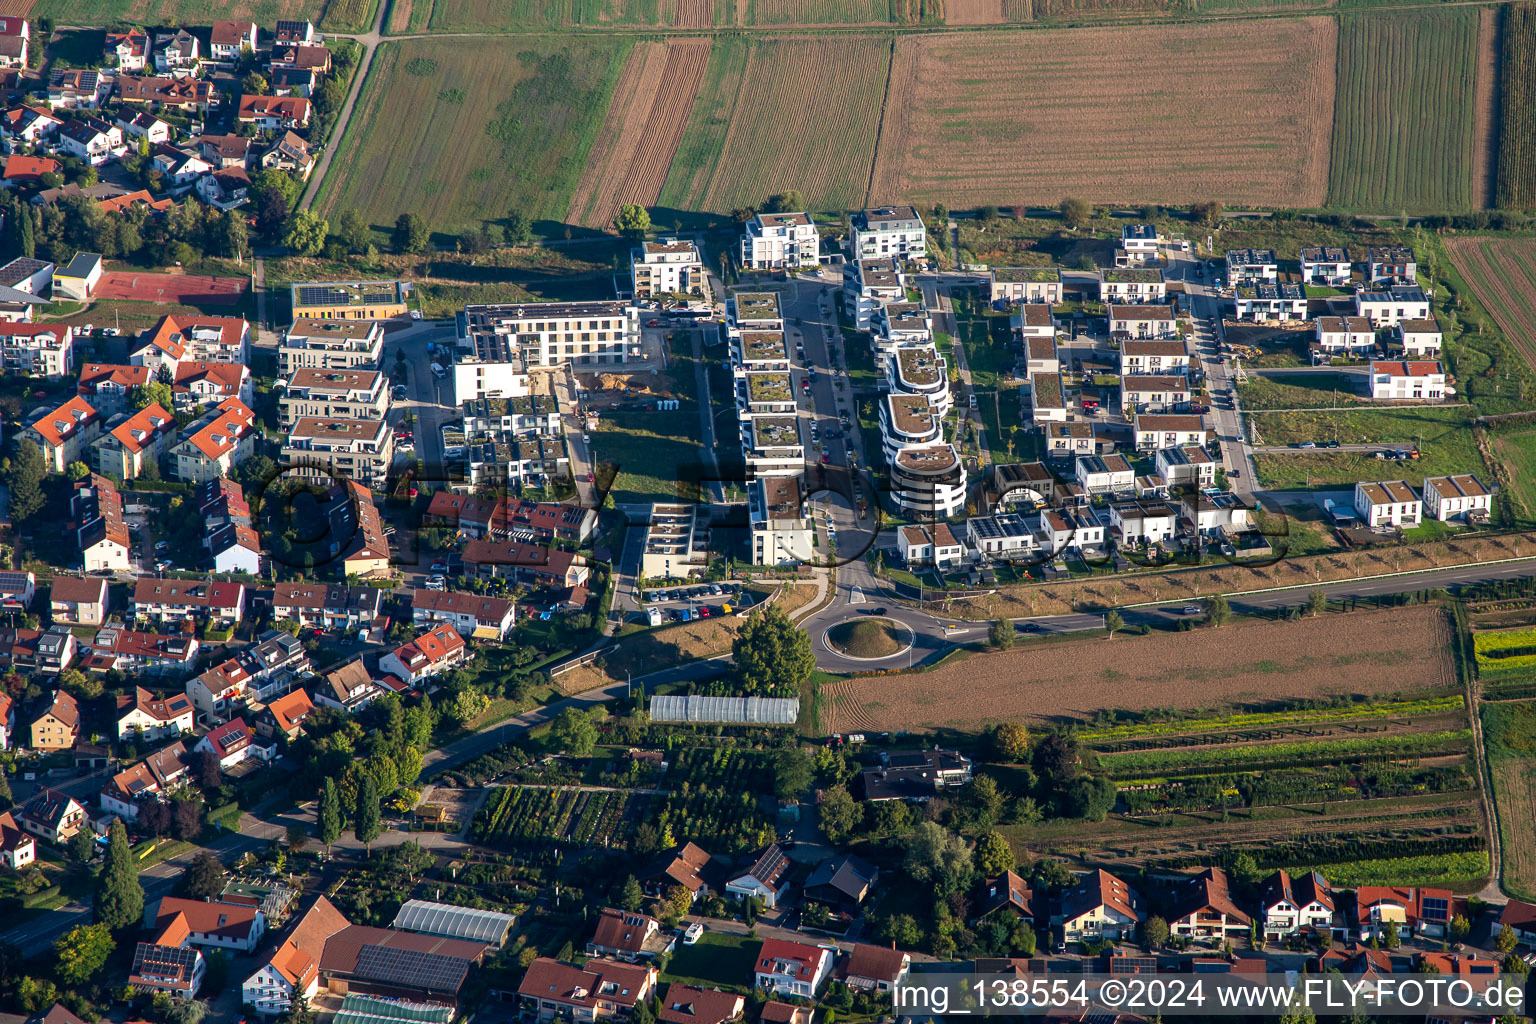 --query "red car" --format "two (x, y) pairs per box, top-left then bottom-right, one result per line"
(699, 606), (711, 618)
(821, 453), (832, 464)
